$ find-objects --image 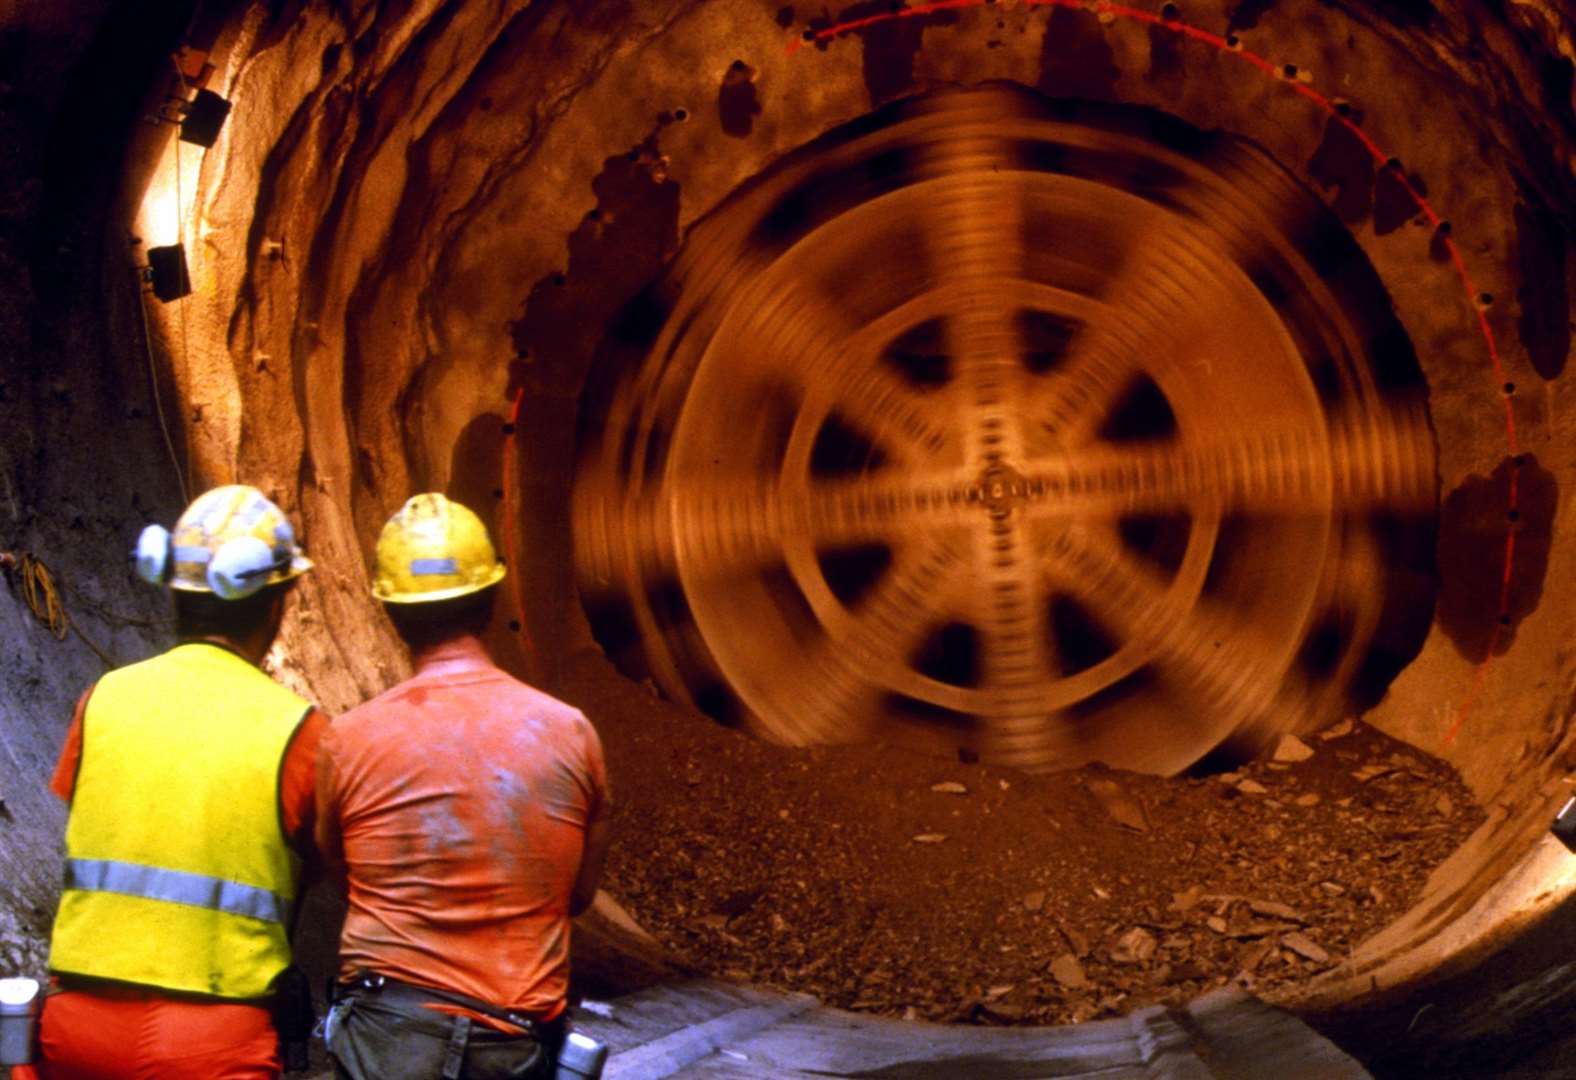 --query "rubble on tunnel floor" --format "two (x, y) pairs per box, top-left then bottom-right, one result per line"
(558, 650), (1482, 1029)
